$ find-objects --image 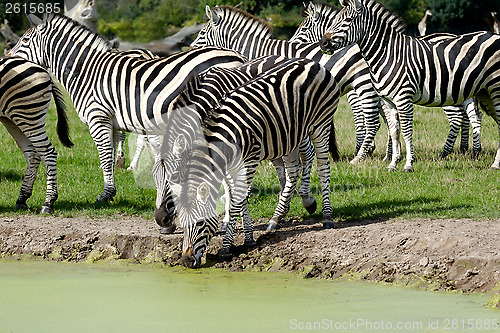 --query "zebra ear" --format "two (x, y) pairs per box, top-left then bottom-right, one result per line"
(173, 134), (187, 158)
(205, 5), (212, 20)
(26, 13), (43, 26)
(196, 182), (210, 205)
(206, 6), (220, 24)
